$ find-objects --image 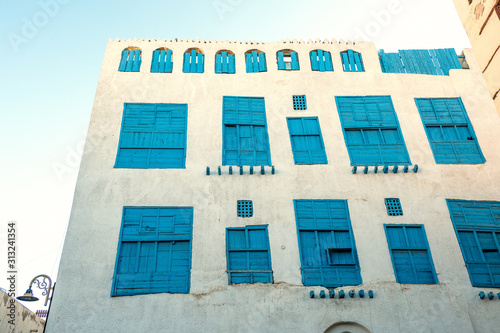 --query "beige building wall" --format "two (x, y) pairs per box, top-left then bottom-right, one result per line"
(453, 0), (500, 115)
(0, 290), (45, 333)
